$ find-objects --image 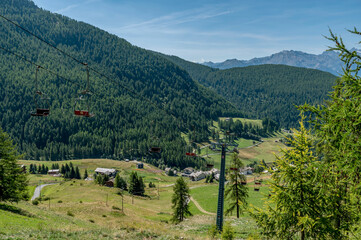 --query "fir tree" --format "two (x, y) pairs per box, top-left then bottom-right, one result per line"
(171, 177), (192, 223)
(251, 116), (327, 239)
(225, 153), (248, 218)
(70, 167), (75, 179)
(0, 128), (28, 202)
(75, 166), (81, 179)
(60, 164), (65, 174)
(301, 29), (361, 238)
